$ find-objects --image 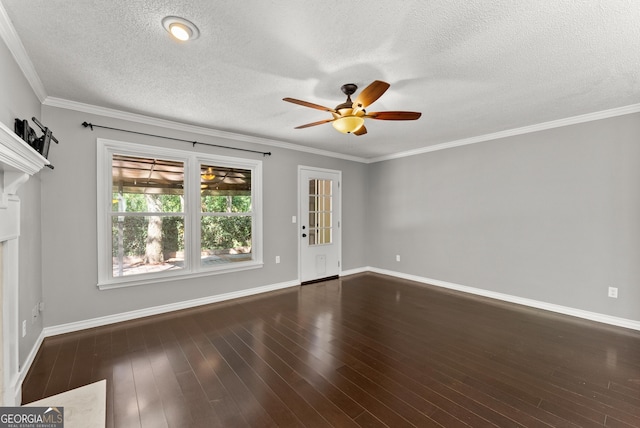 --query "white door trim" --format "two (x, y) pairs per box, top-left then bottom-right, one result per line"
(298, 166), (342, 283)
